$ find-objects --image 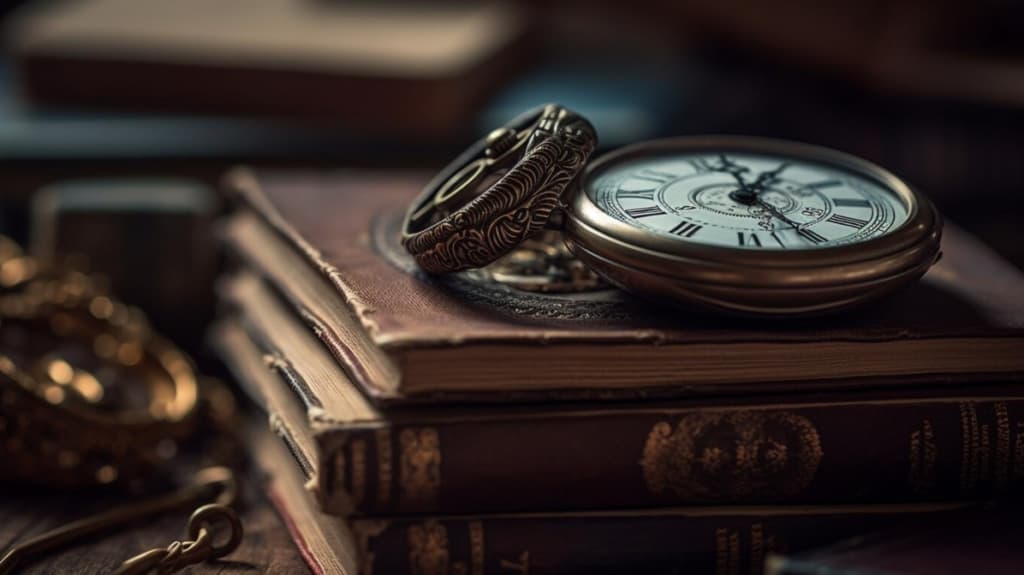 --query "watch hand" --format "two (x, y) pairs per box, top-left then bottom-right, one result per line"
(747, 162), (791, 194)
(751, 196), (801, 229)
(729, 162), (791, 204)
(716, 154), (750, 189)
